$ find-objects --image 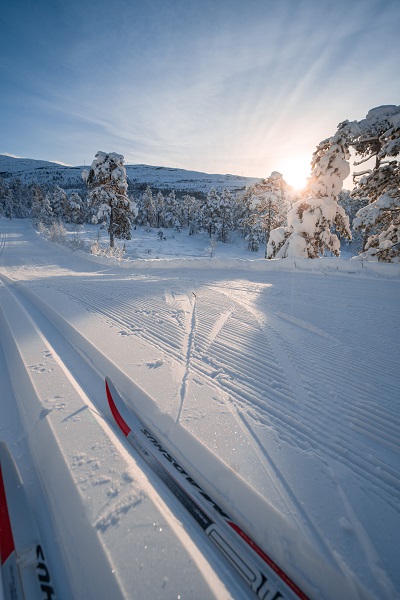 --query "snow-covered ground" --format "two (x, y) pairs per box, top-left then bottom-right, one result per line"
(1, 219), (399, 599)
